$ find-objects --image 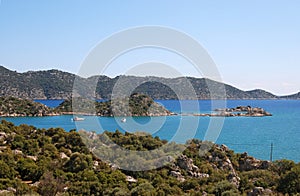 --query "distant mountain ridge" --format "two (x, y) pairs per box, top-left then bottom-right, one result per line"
(0, 66), (299, 100)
